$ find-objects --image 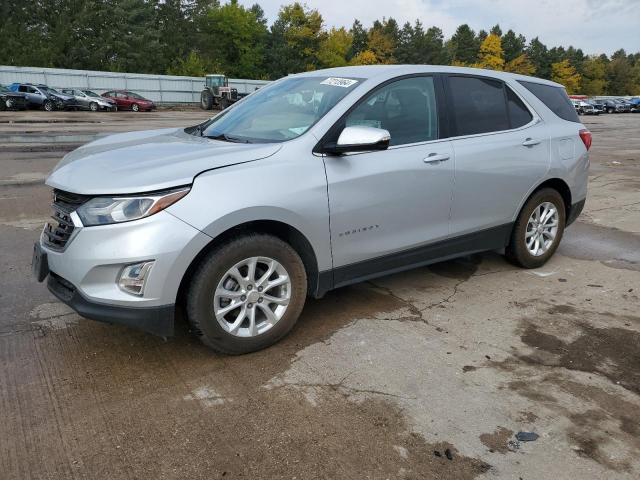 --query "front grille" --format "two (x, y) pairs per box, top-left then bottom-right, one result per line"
(43, 189), (89, 251)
